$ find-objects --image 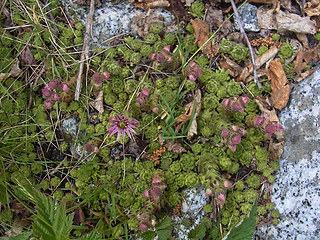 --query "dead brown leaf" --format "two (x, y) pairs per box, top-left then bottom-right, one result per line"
(269, 141), (284, 161)
(73, 206), (85, 225)
(174, 89), (201, 135)
(257, 6), (317, 34)
(304, 0), (320, 16)
(238, 45), (279, 83)
(291, 44), (320, 77)
(190, 18), (218, 57)
(131, 9), (177, 37)
(168, 0), (189, 20)
(268, 58), (290, 110)
(20, 45), (37, 66)
(255, 96), (284, 139)
(129, 0), (170, 10)
(219, 56), (242, 78)
(255, 96), (285, 160)
(163, 140), (187, 153)
(187, 89), (201, 139)
(90, 91), (104, 113)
